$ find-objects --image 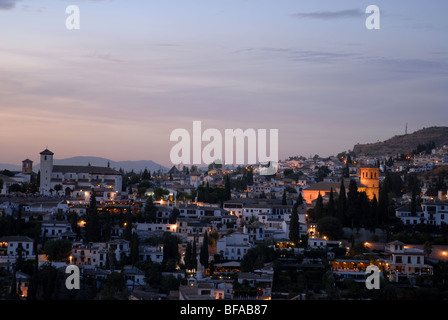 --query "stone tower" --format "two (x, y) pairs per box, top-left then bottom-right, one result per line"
(39, 148), (54, 195)
(22, 159), (33, 174)
(358, 166), (380, 201)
